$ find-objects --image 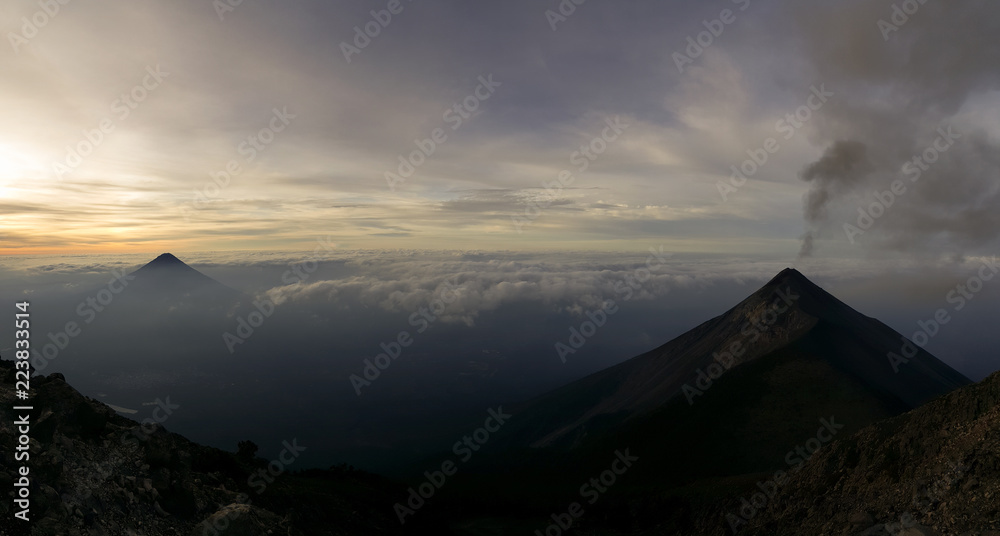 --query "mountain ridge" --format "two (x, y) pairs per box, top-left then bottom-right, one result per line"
(433, 269), (979, 534)
(0, 358), (433, 536)
(499, 268), (970, 450)
(1, 265), (991, 534)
